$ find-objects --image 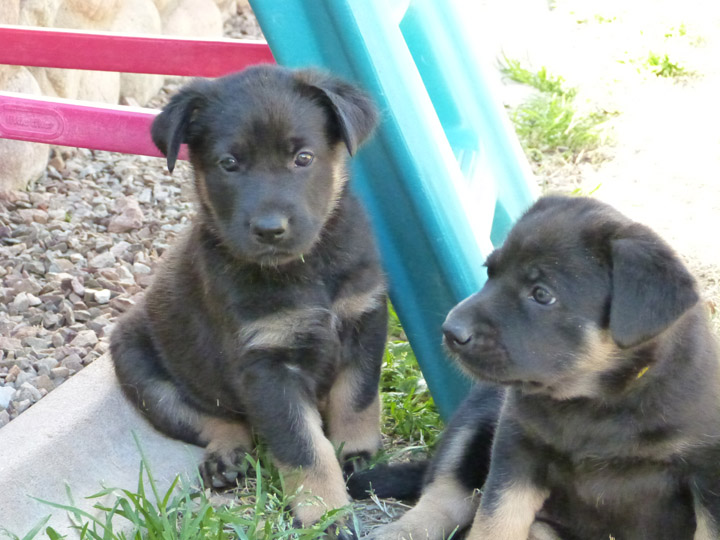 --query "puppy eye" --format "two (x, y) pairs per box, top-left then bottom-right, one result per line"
(294, 151), (314, 167)
(530, 286), (556, 305)
(218, 154), (239, 172)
